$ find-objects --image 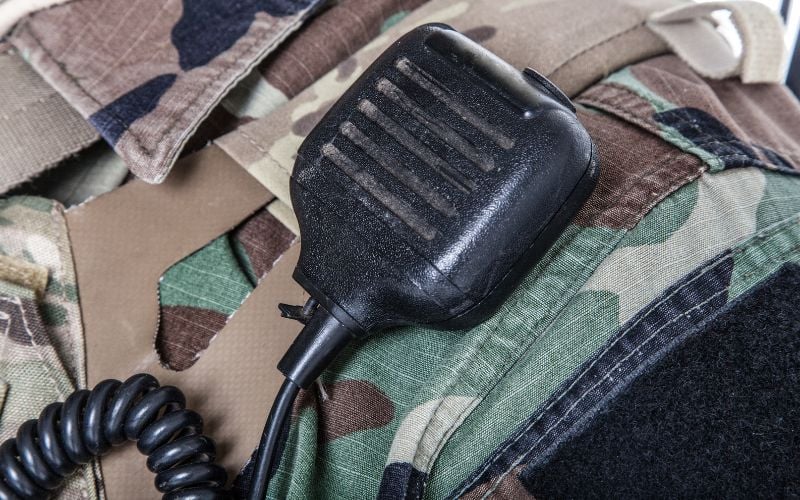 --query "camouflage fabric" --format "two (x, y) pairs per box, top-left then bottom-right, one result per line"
(11, 142), (128, 208)
(8, 0), (325, 183)
(0, 45), (97, 195)
(156, 0), (428, 371)
(157, 208), (295, 371)
(255, 55), (800, 498)
(0, 197), (101, 499)
(0, 2), (796, 499)
(215, 0), (677, 231)
(188, 0), (430, 152)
